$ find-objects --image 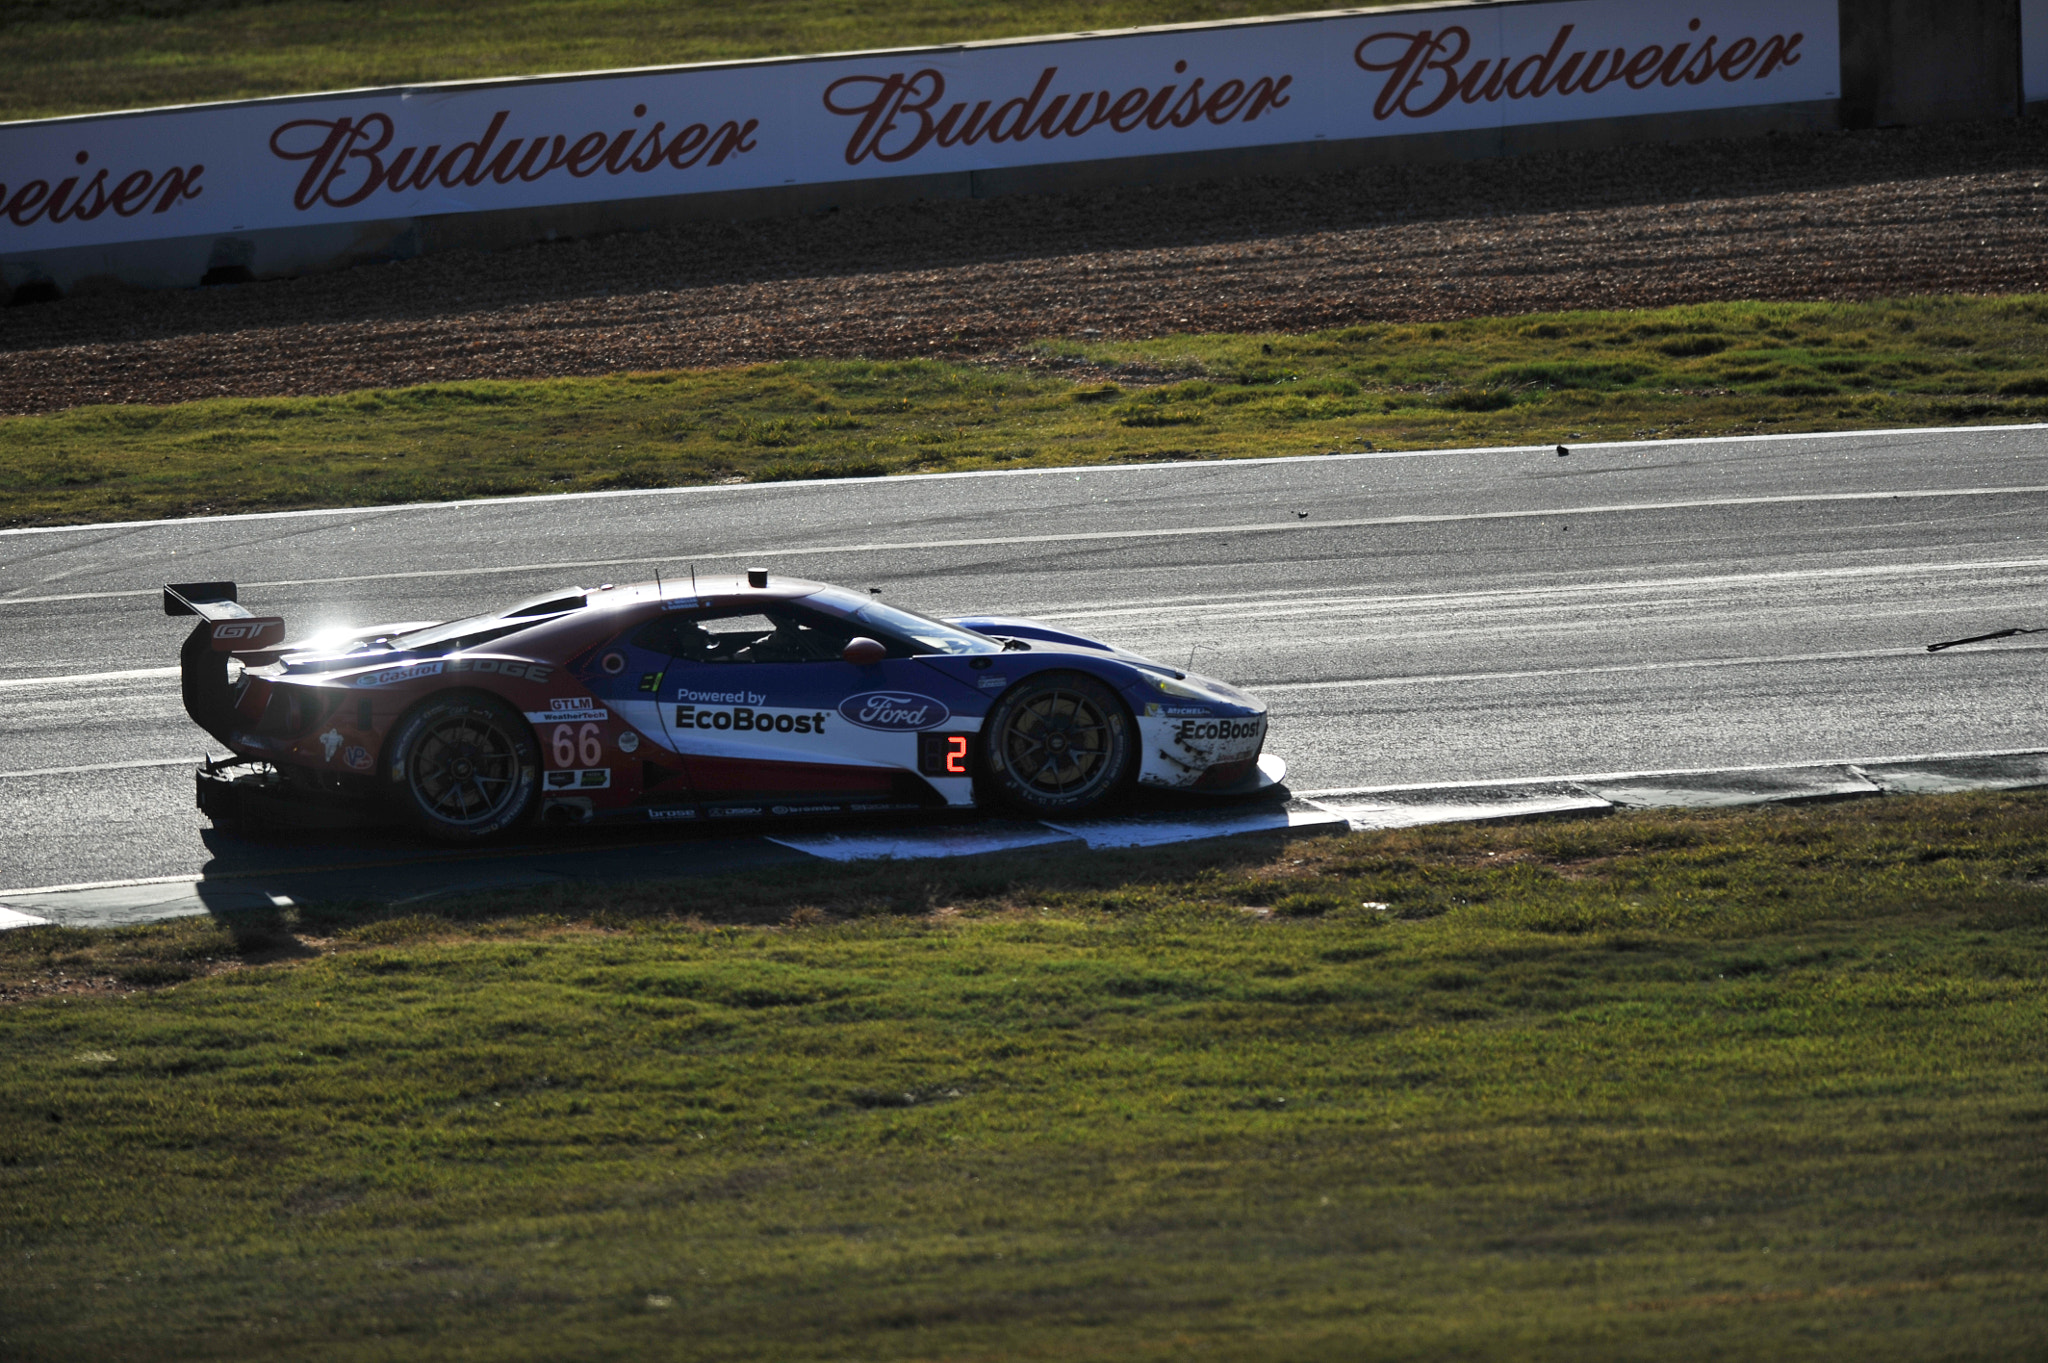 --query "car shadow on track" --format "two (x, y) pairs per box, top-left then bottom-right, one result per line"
(181, 786), (1311, 928)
